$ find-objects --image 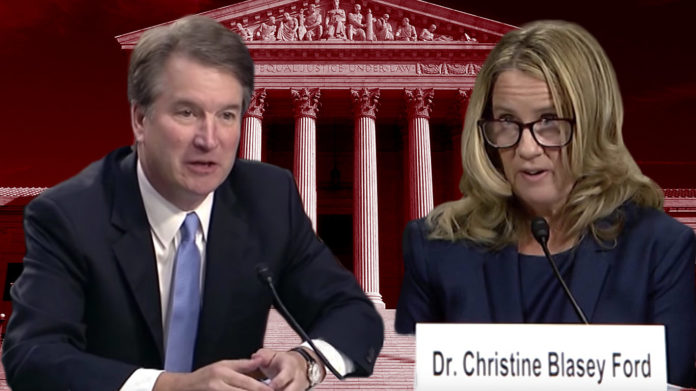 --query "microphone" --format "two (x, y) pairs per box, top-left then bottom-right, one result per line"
(256, 264), (345, 380)
(530, 217), (589, 325)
